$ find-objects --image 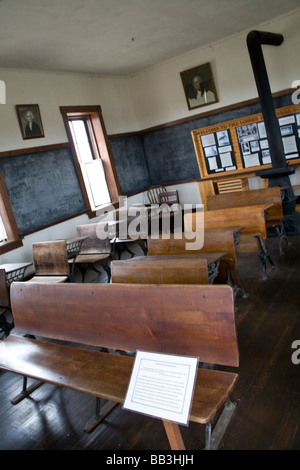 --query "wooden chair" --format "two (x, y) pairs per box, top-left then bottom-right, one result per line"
(147, 186), (181, 236)
(158, 190), (180, 207)
(73, 223), (112, 282)
(147, 186), (180, 207)
(147, 185), (168, 204)
(27, 240), (71, 283)
(0, 269), (12, 336)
